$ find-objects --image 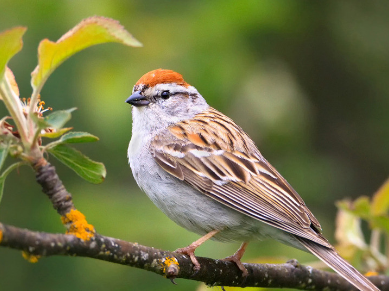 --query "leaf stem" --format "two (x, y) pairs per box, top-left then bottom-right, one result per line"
(27, 86), (42, 144)
(371, 229), (381, 253)
(0, 161), (27, 203)
(42, 140), (61, 151)
(385, 234), (389, 267)
(1, 161), (26, 178)
(31, 126), (42, 149)
(28, 86), (41, 117)
(0, 77), (29, 146)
